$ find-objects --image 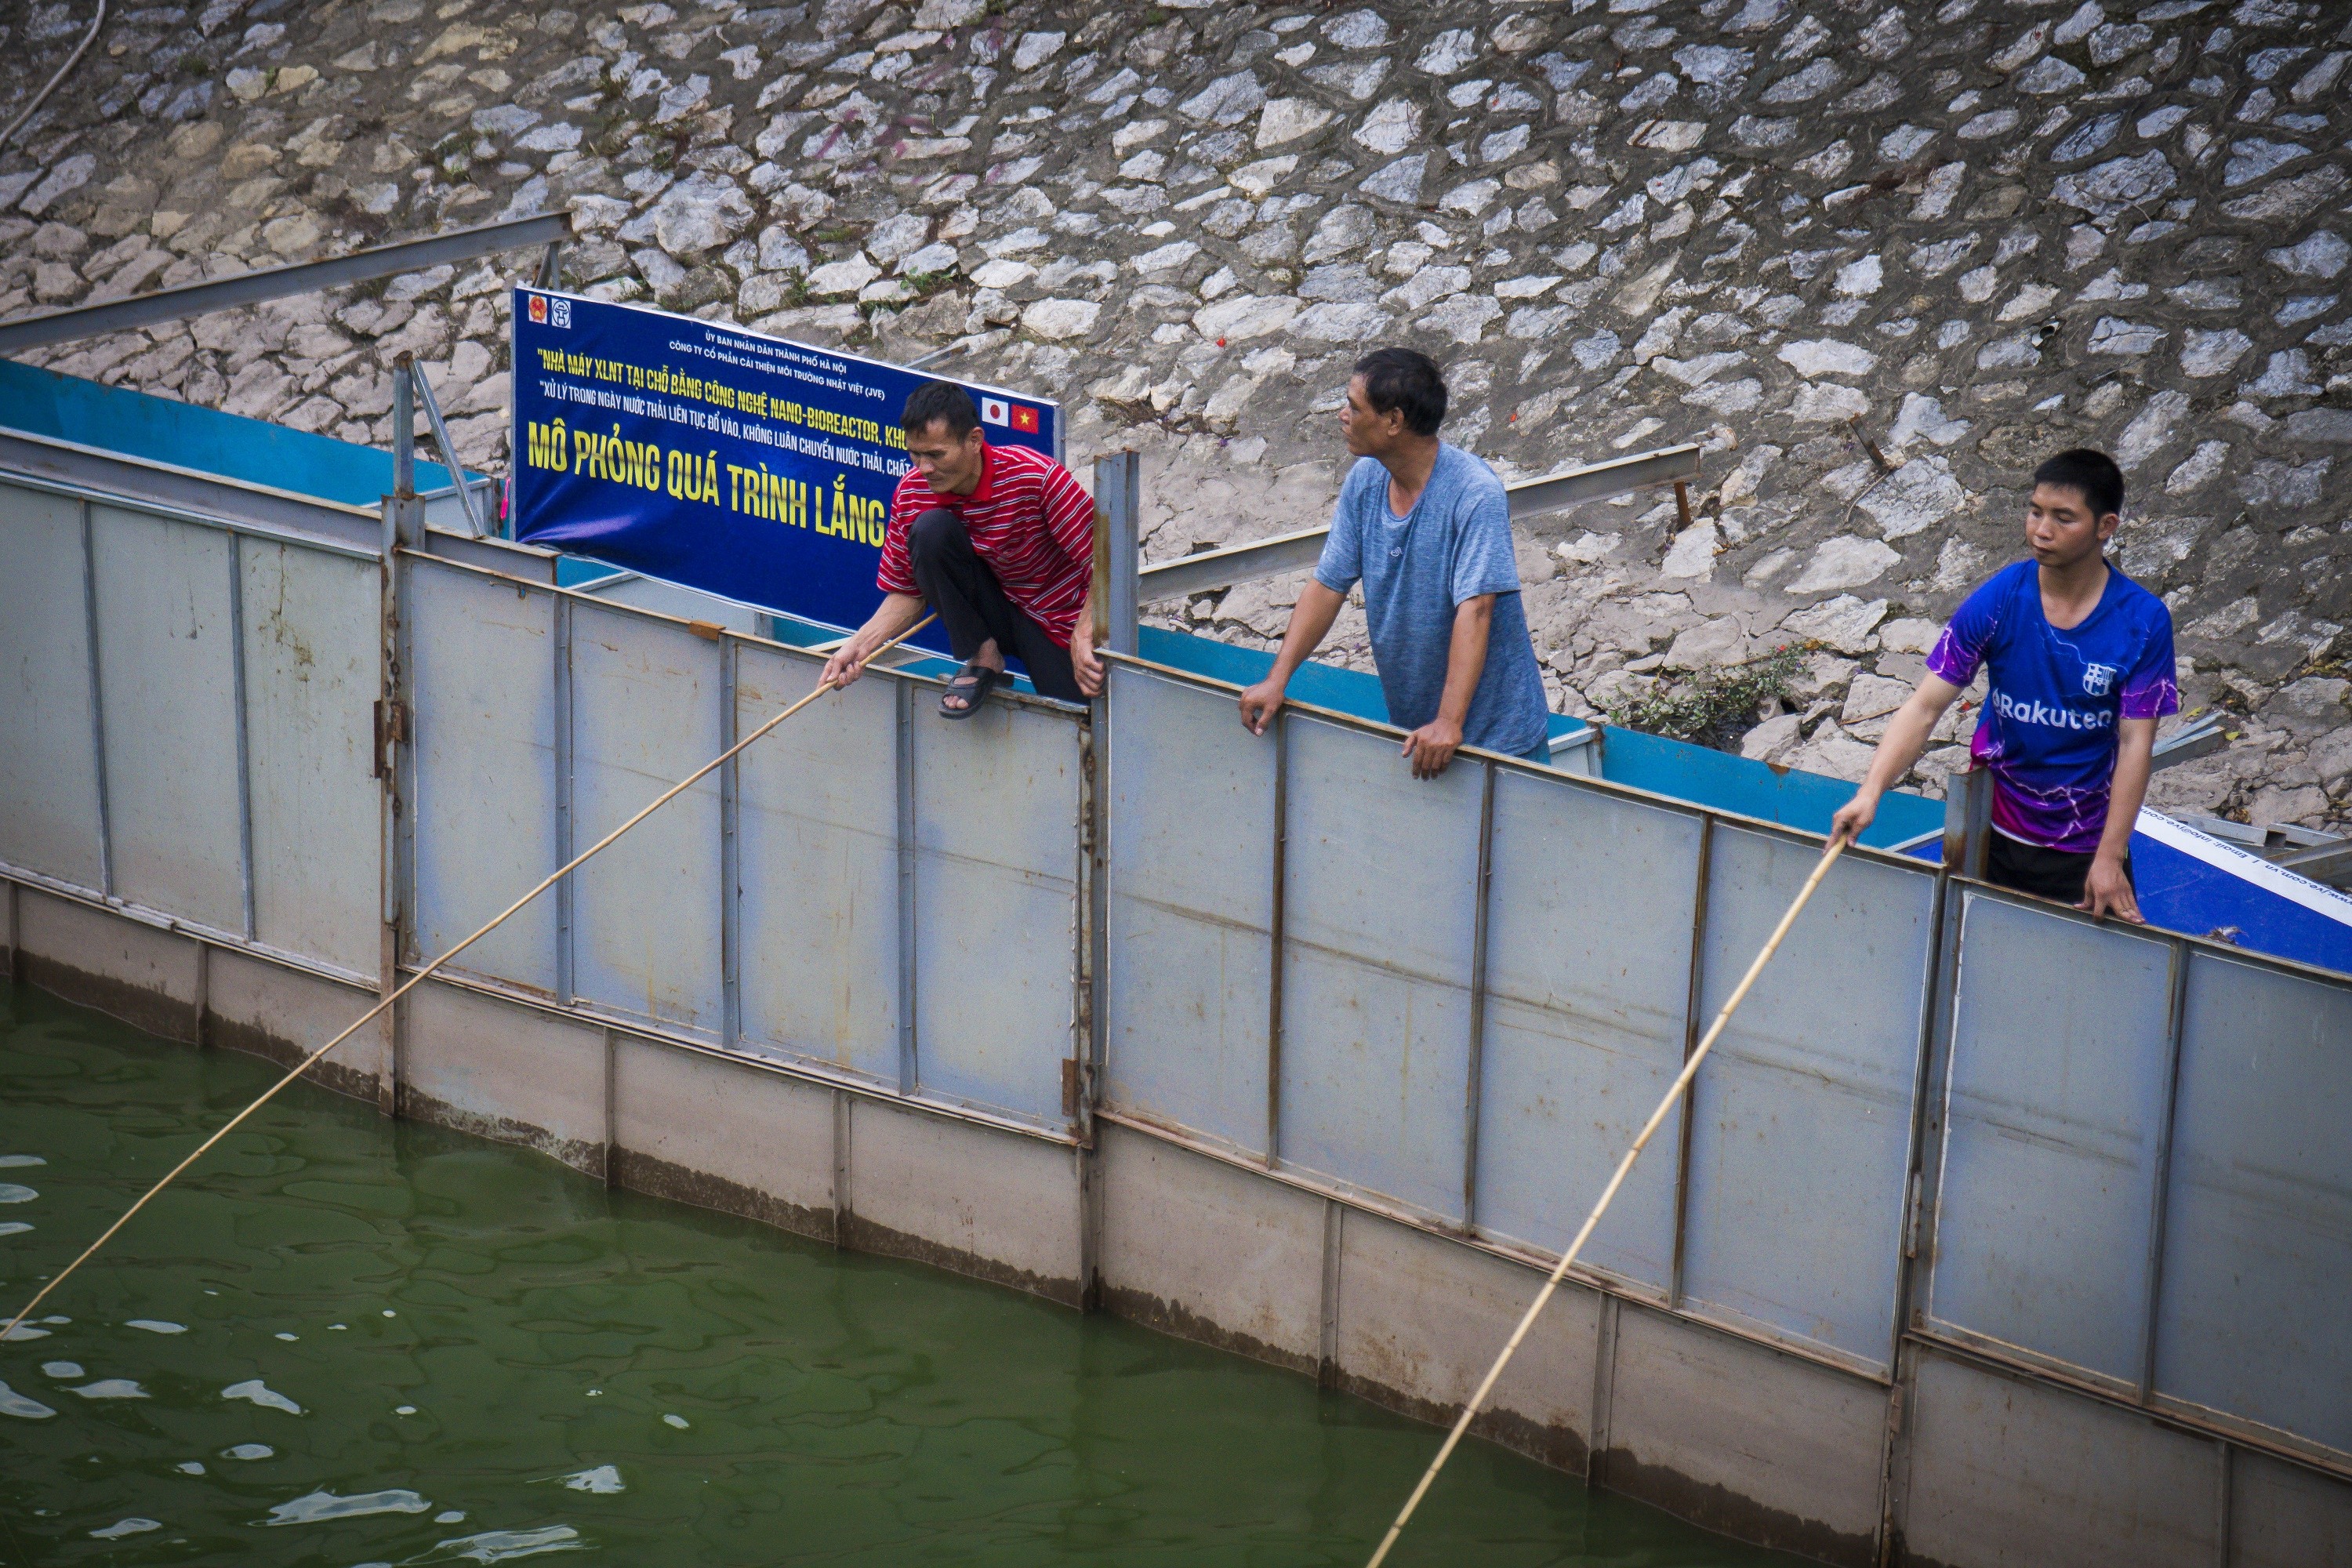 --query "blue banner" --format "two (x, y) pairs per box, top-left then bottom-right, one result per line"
(509, 288), (1058, 652)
